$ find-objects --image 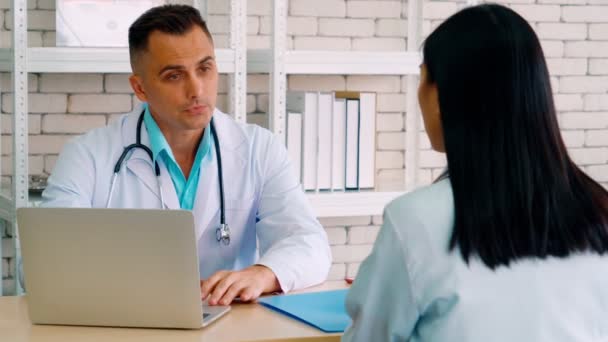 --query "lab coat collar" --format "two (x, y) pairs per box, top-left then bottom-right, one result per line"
(121, 105), (249, 223)
(120, 104), (247, 159)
